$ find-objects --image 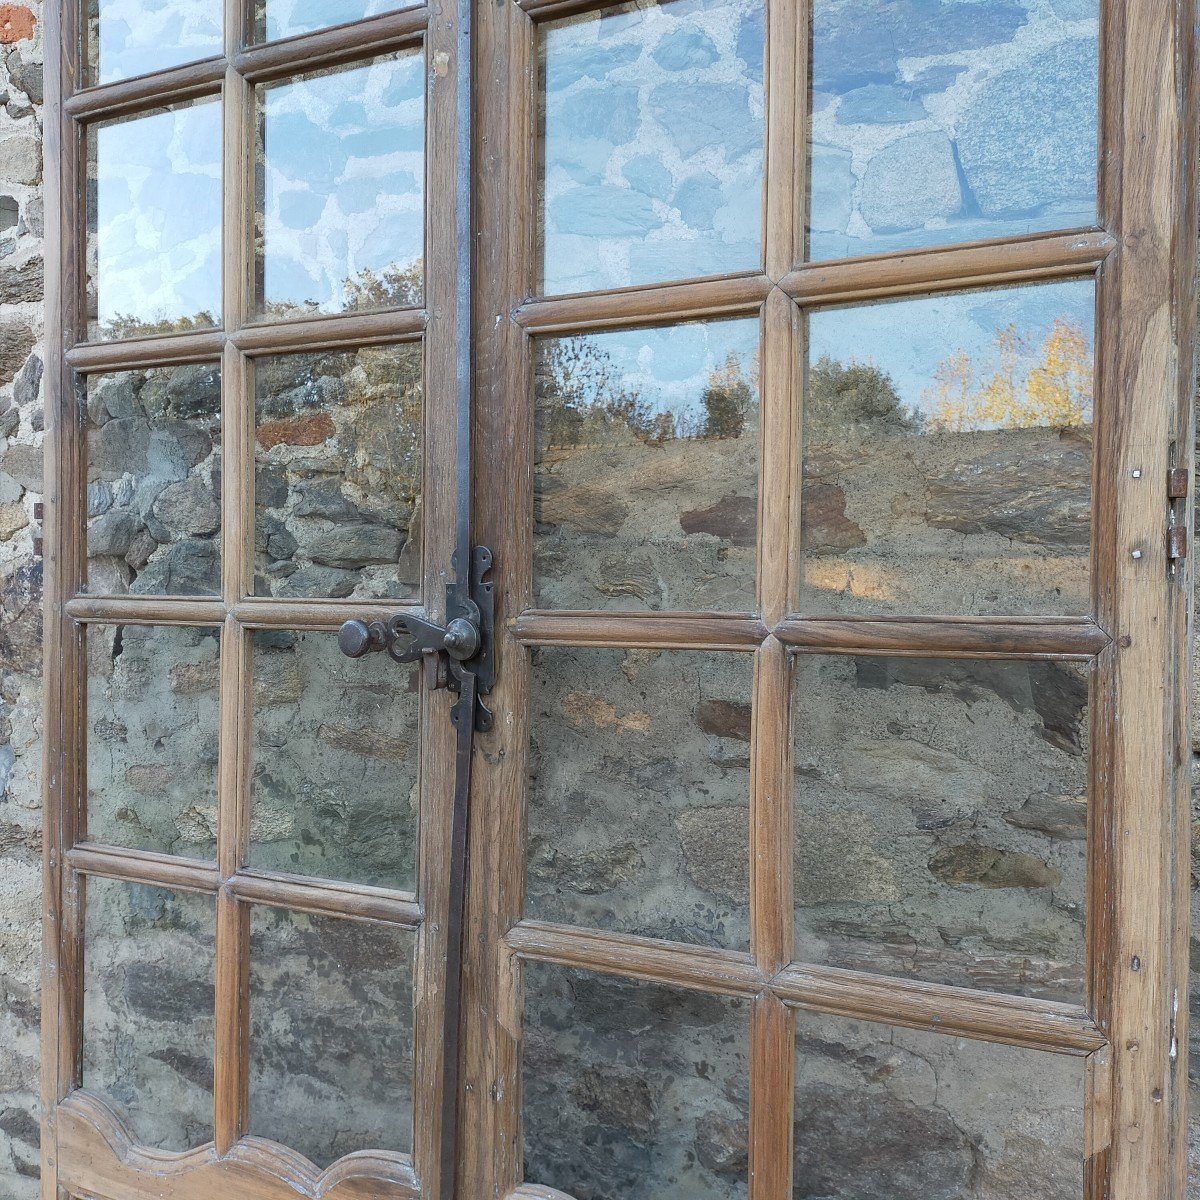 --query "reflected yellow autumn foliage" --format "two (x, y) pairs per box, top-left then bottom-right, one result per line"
(927, 318), (1092, 432)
